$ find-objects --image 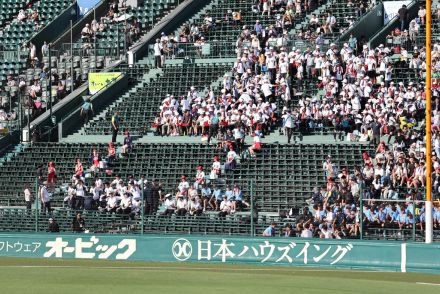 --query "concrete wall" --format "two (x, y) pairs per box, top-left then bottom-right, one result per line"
(52, 0), (109, 51)
(369, 0), (420, 48)
(0, 131), (20, 154)
(130, 0), (207, 62)
(31, 2), (79, 55)
(338, 3), (384, 42)
(58, 73), (128, 138)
